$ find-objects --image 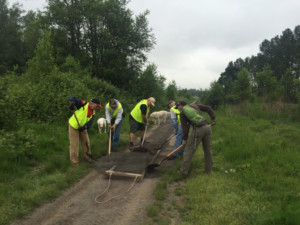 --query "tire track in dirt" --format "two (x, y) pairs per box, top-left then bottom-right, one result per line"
(12, 120), (175, 225)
